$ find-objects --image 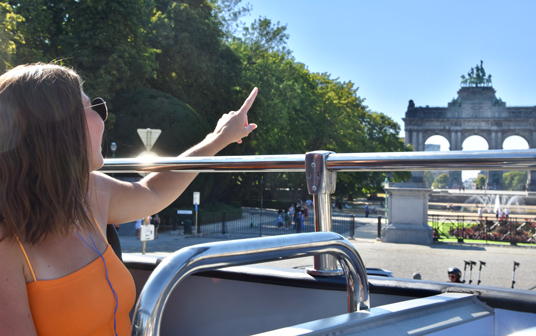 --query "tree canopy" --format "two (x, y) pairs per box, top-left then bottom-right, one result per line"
(503, 171), (527, 191)
(1, 0), (411, 205)
(432, 173), (449, 189)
